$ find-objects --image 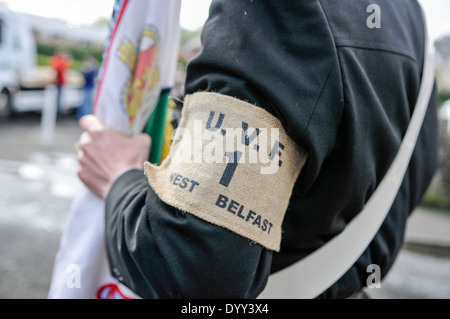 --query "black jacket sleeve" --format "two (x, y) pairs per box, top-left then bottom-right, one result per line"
(105, 169), (271, 298)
